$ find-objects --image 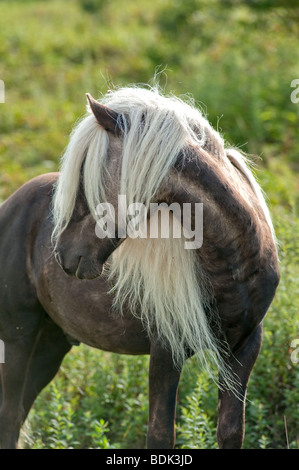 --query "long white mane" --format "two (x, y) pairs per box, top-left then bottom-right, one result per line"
(52, 85), (276, 392)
